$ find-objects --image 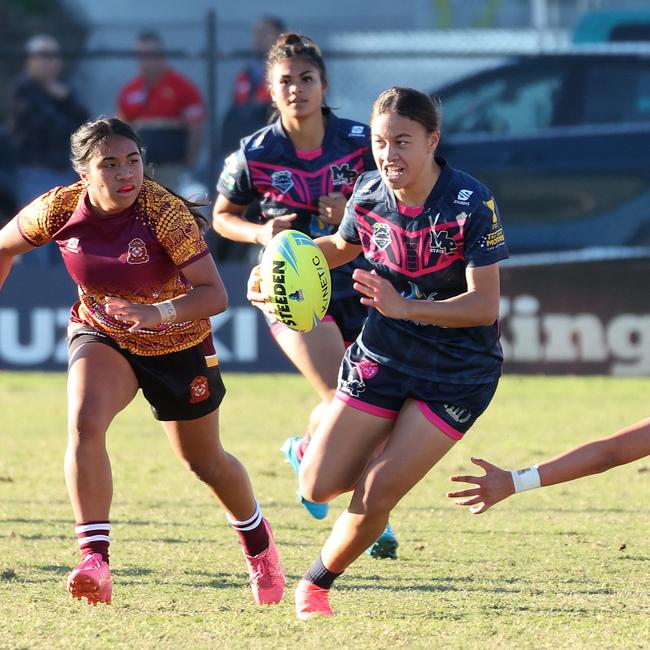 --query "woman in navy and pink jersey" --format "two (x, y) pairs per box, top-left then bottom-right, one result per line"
(214, 33), (396, 555)
(0, 117), (284, 607)
(254, 86), (510, 619)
